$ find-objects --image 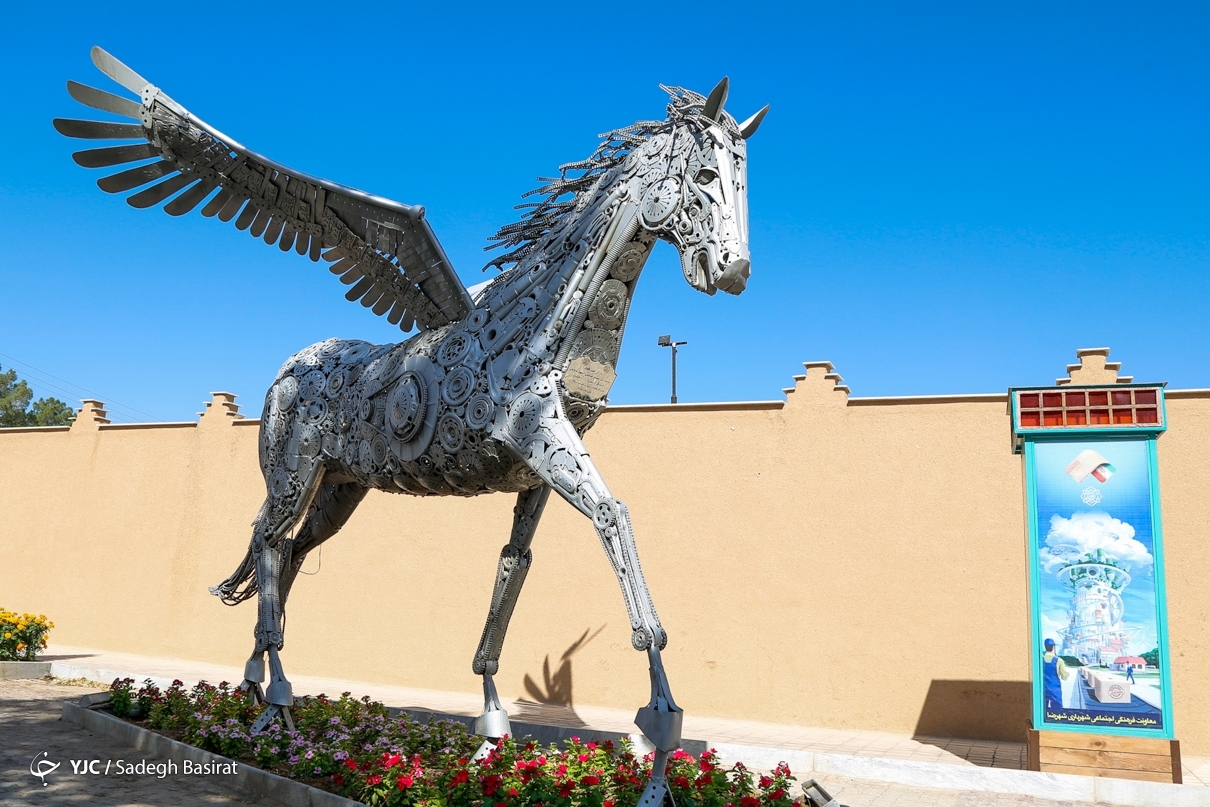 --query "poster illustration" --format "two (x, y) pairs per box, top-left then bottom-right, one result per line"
(1028, 438), (1172, 736)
